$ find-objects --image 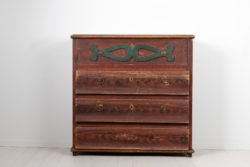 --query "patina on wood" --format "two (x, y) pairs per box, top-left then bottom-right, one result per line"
(75, 96), (189, 123)
(71, 34), (194, 157)
(75, 71), (189, 95)
(75, 124), (189, 151)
